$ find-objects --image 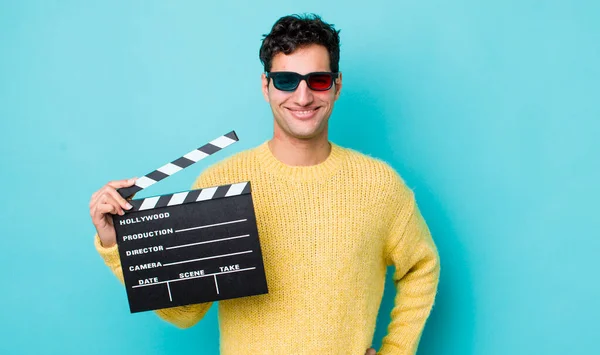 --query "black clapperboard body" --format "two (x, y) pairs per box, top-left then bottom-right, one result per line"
(113, 131), (268, 313)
